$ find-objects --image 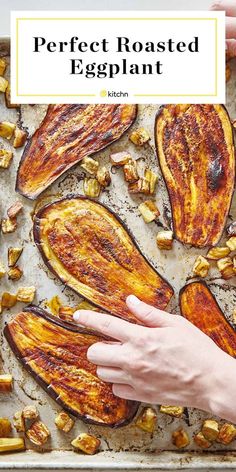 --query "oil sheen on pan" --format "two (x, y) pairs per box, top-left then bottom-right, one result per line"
(16, 104), (137, 200)
(4, 306), (139, 427)
(180, 281), (236, 357)
(155, 105), (235, 247)
(33, 196), (174, 324)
